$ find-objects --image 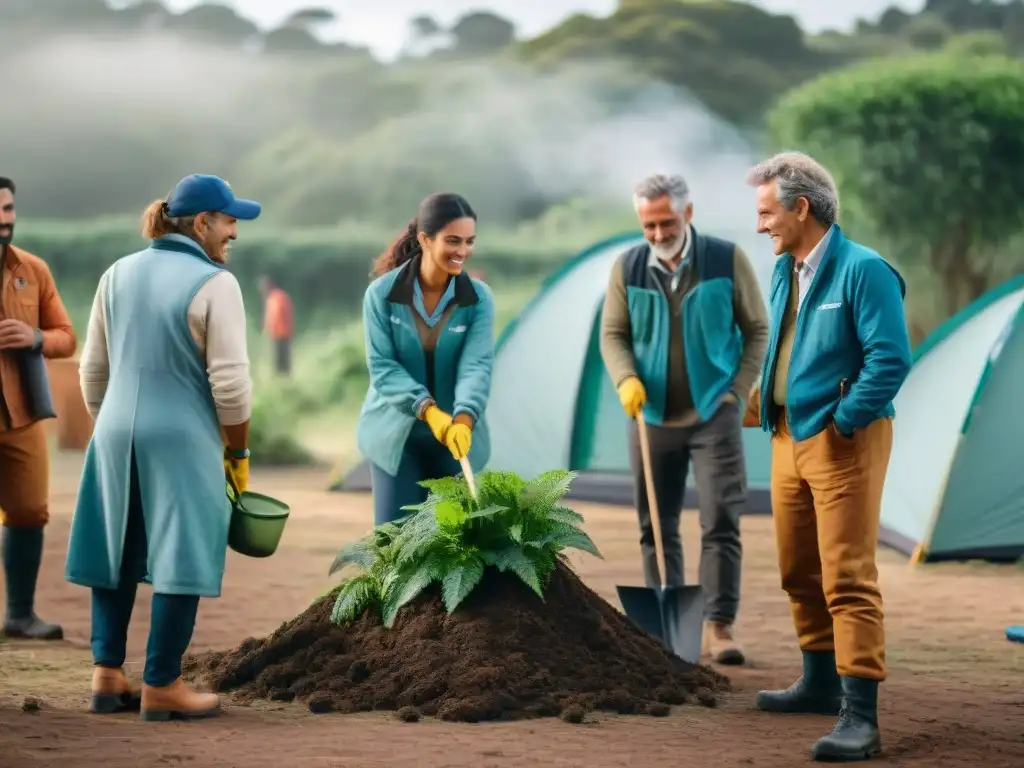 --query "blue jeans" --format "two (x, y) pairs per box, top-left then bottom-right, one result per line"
(90, 449), (199, 687)
(370, 423), (460, 525)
